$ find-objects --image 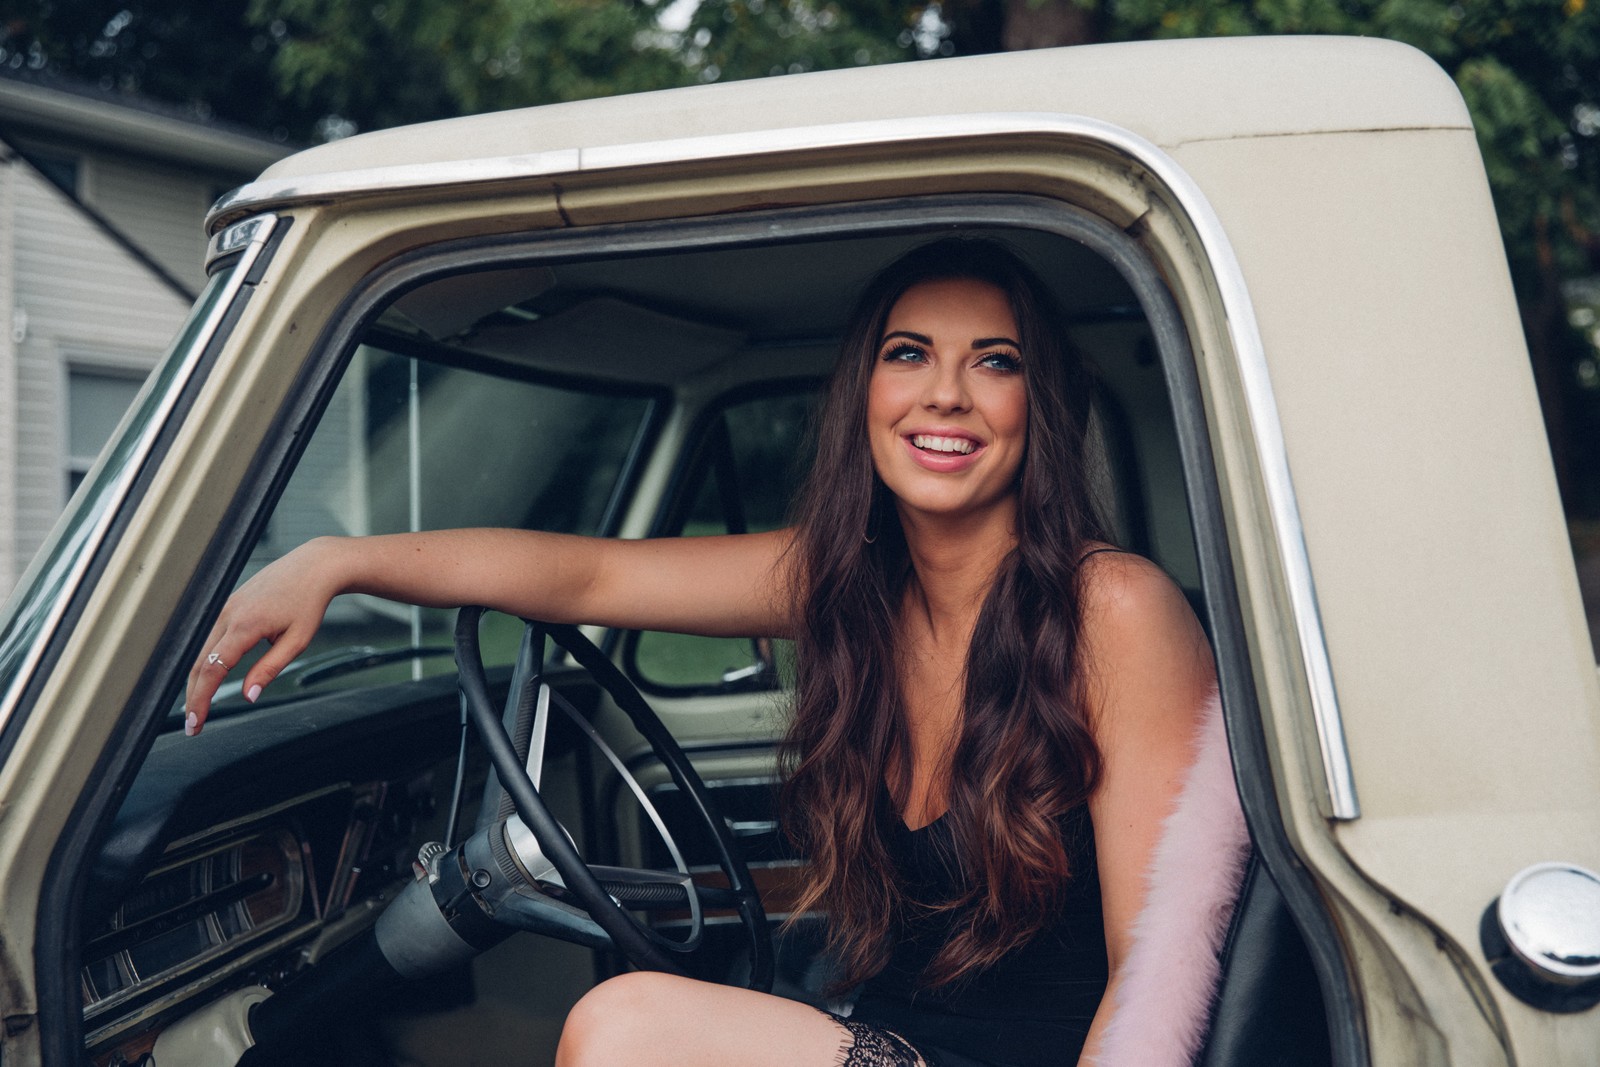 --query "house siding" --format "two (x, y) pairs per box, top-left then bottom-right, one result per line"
(0, 78), (289, 596)
(84, 153), (211, 294)
(8, 160), (188, 578)
(0, 160), (15, 592)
